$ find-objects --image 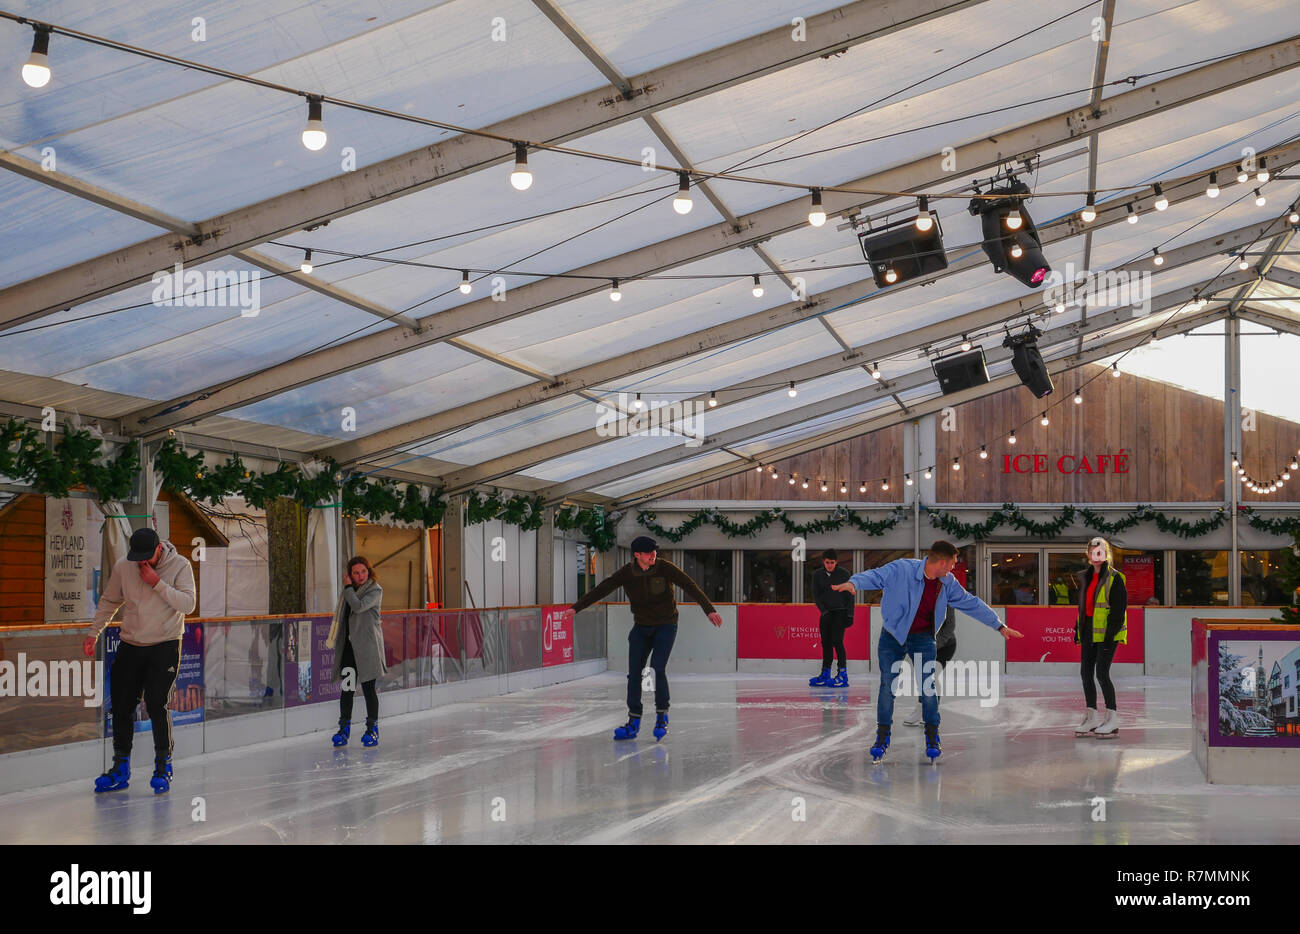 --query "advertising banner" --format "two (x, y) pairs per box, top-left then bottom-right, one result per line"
(44, 497), (95, 623)
(1122, 554), (1158, 605)
(283, 615), (338, 707)
(737, 604), (870, 660)
(542, 606), (575, 667)
(1210, 631), (1300, 746)
(1004, 606), (1144, 663)
(104, 621), (204, 736)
